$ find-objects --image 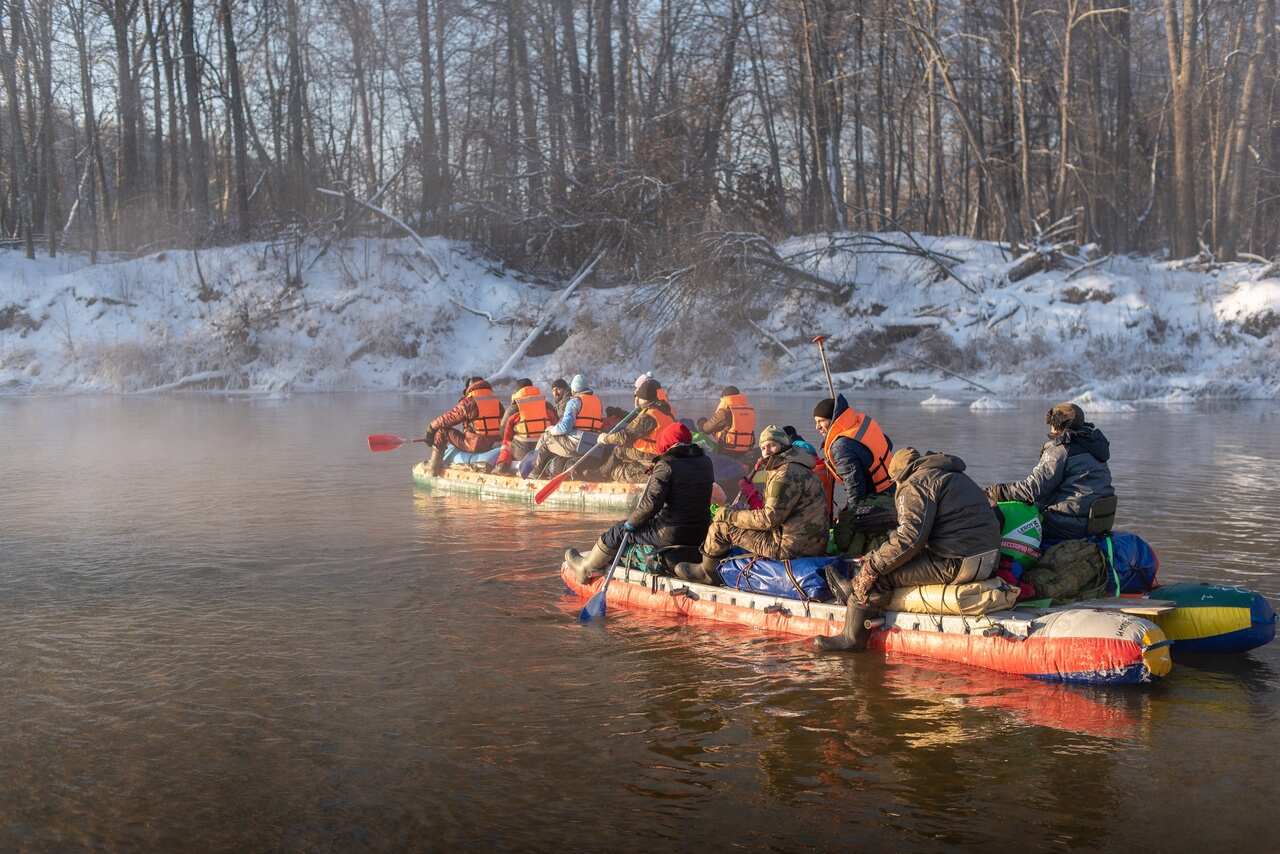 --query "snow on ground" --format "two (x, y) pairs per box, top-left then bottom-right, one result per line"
(1070, 390), (1138, 413)
(2, 232), (1279, 397)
